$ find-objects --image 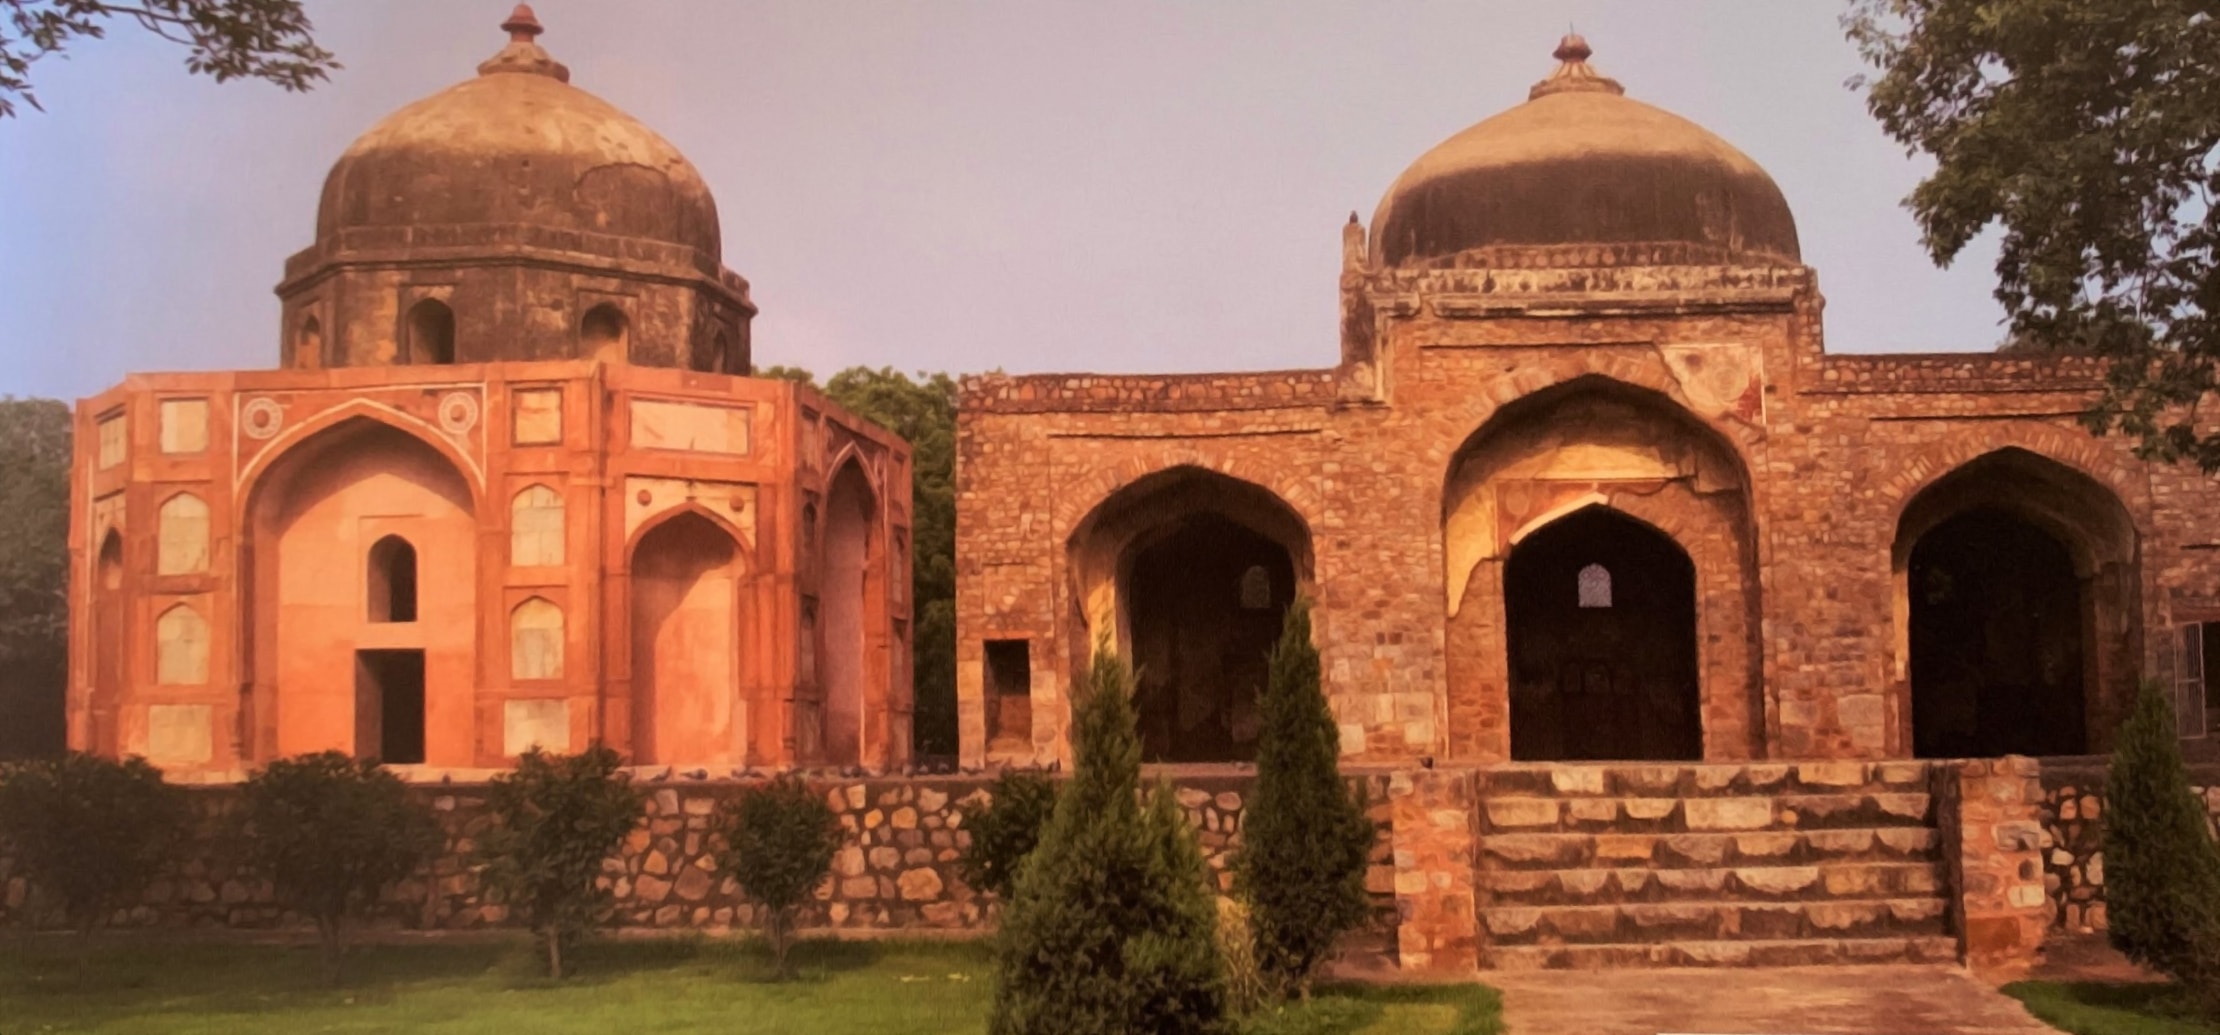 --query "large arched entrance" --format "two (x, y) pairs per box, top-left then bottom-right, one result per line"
(1506, 507), (1701, 761)
(815, 460), (876, 767)
(1066, 466), (1311, 764)
(1894, 448), (2137, 757)
(631, 511), (742, 765)
(1442, 376), (1760, 762)
(243, 418), (477, 765)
